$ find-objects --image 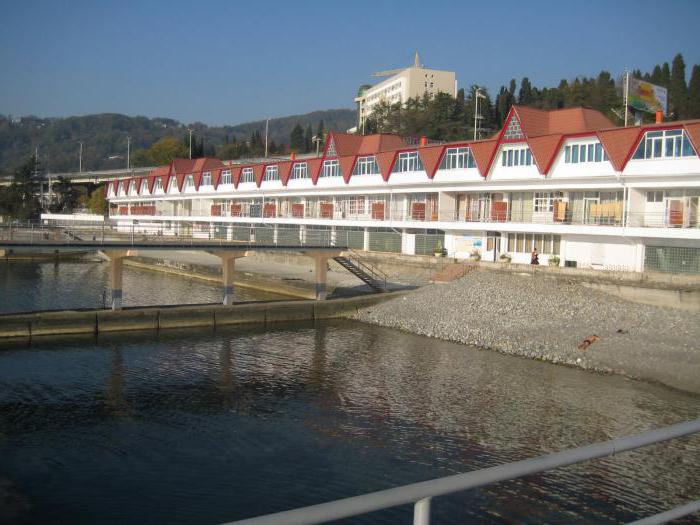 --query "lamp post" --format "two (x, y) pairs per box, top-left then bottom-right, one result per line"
(126, 135), (131, 171)
(264, 118), (269, 158)
(474, 88), (486, 141)
(188, 128), (193, 159)
(79, 141), (83, 173)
